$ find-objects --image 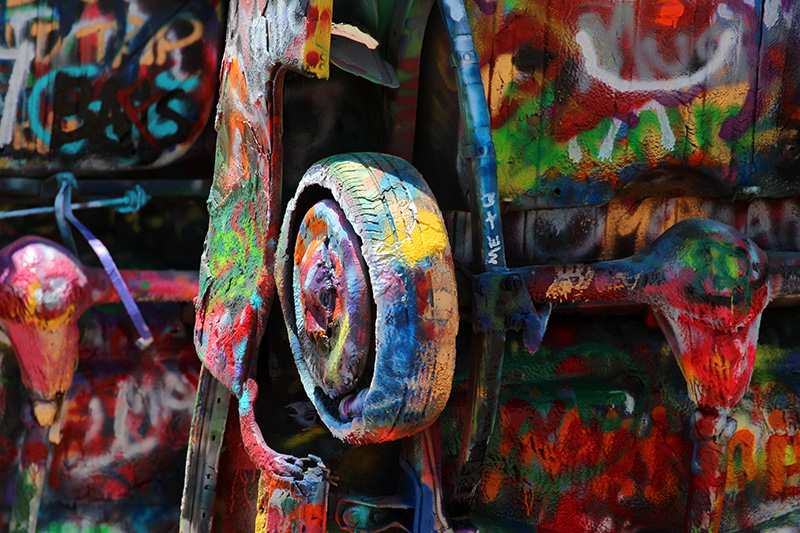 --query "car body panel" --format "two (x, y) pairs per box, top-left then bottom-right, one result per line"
(465, 0), (800, 208)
